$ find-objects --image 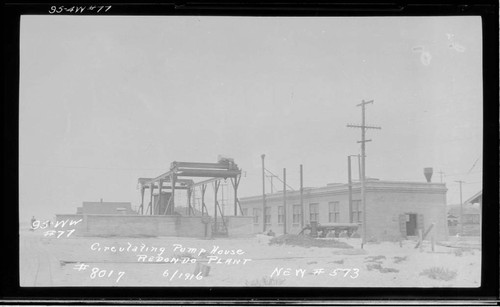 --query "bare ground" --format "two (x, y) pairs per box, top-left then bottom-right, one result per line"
(19, 229), (481, 287)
